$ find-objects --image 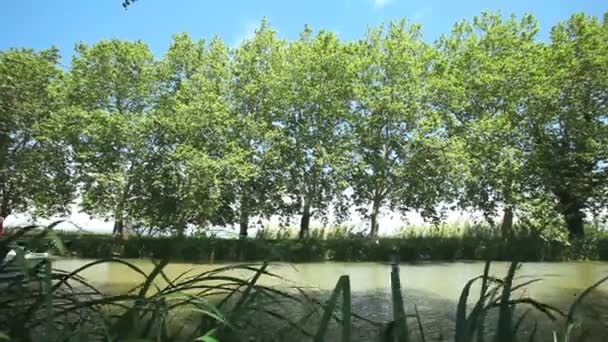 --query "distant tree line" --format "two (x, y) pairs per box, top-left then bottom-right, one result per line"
(1, 12), (607, 239)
